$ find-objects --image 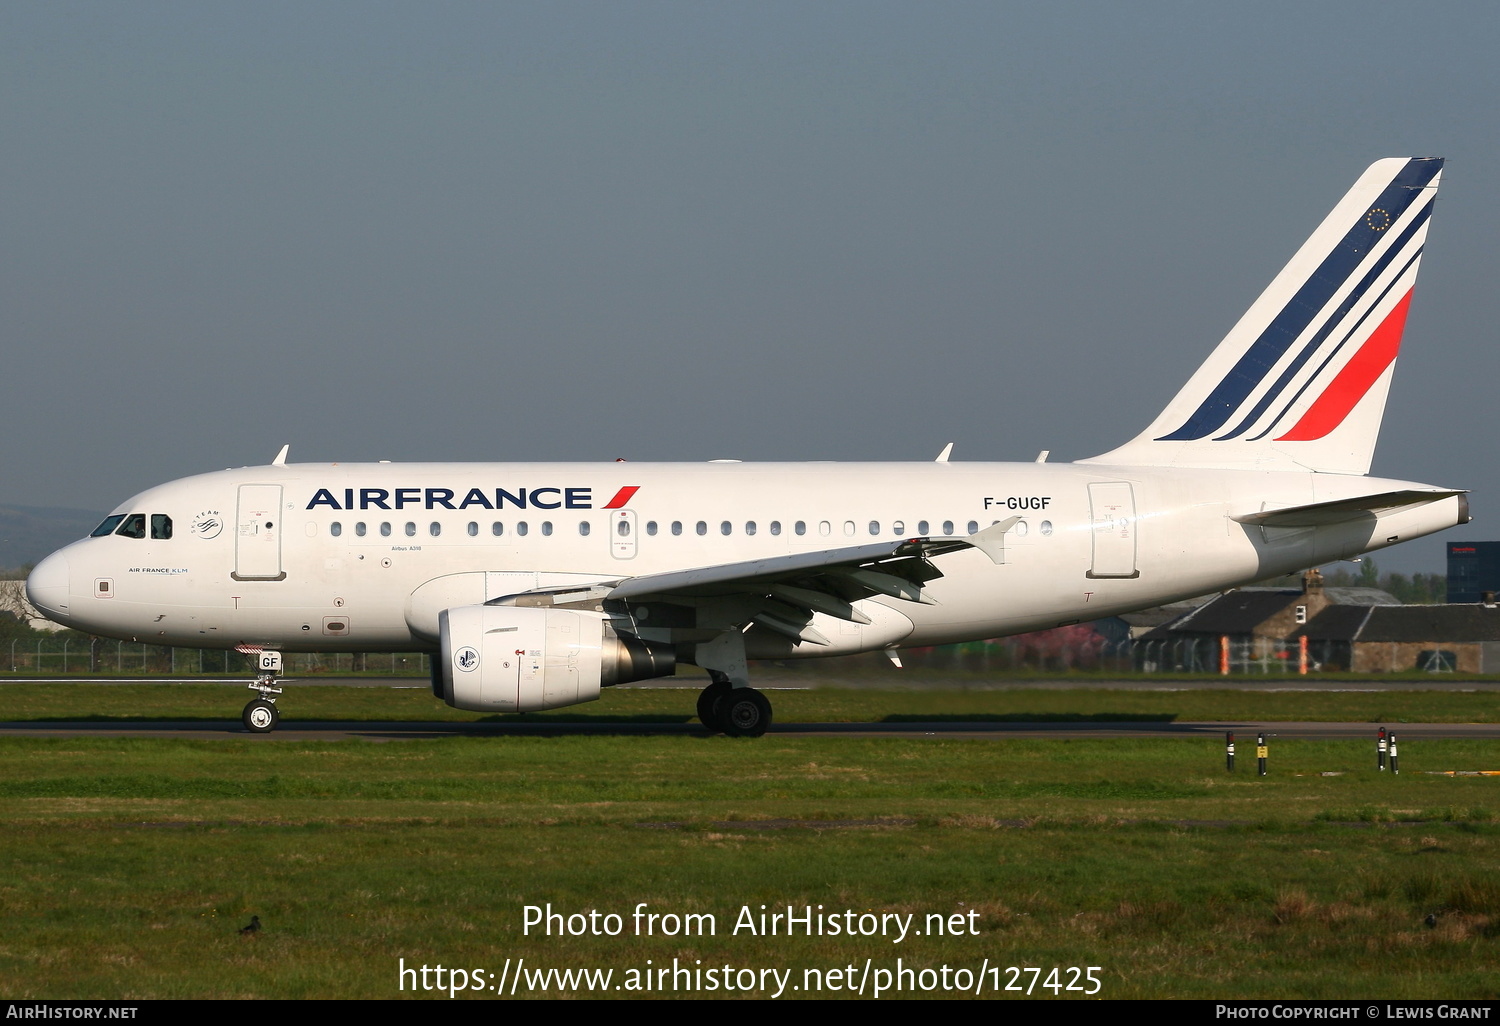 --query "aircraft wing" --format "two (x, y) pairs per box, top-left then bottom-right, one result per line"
(608, 515), (1019, 600)
(1230, 489), (1465, 528)
(612, 539), (952, 602)
(487, 518), (1020, 645)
